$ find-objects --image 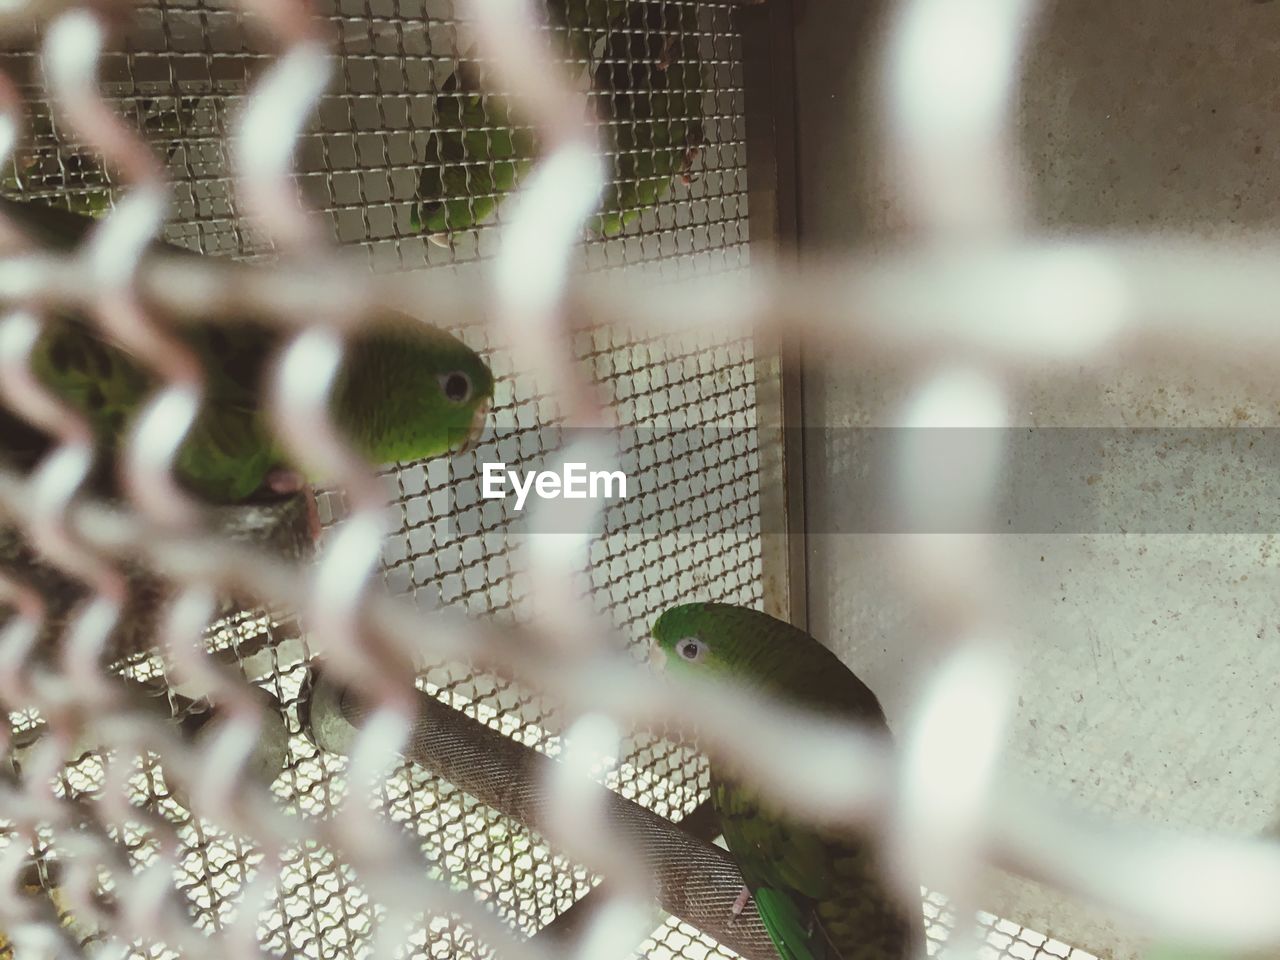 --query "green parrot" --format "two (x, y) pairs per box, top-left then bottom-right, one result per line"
(0, 197), (494, 512)
(410, 0), (629, 237)
(411, 0), (704, 239)
(590, 0), (705, 238)
(0, 96), (207, 223)
(650, 603), (921, 960)
(410, 51), (538, 237)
